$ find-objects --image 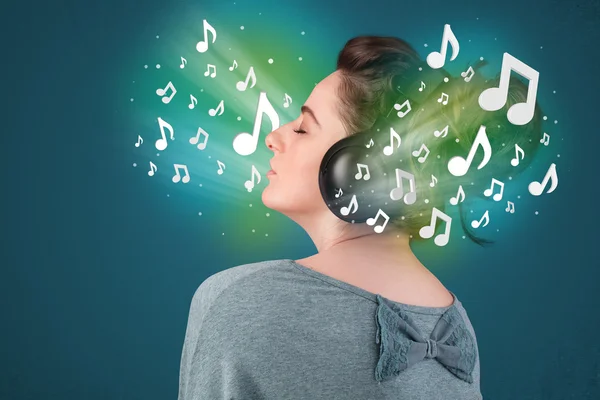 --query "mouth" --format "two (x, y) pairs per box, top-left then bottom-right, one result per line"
(267, 169), (277, 176)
